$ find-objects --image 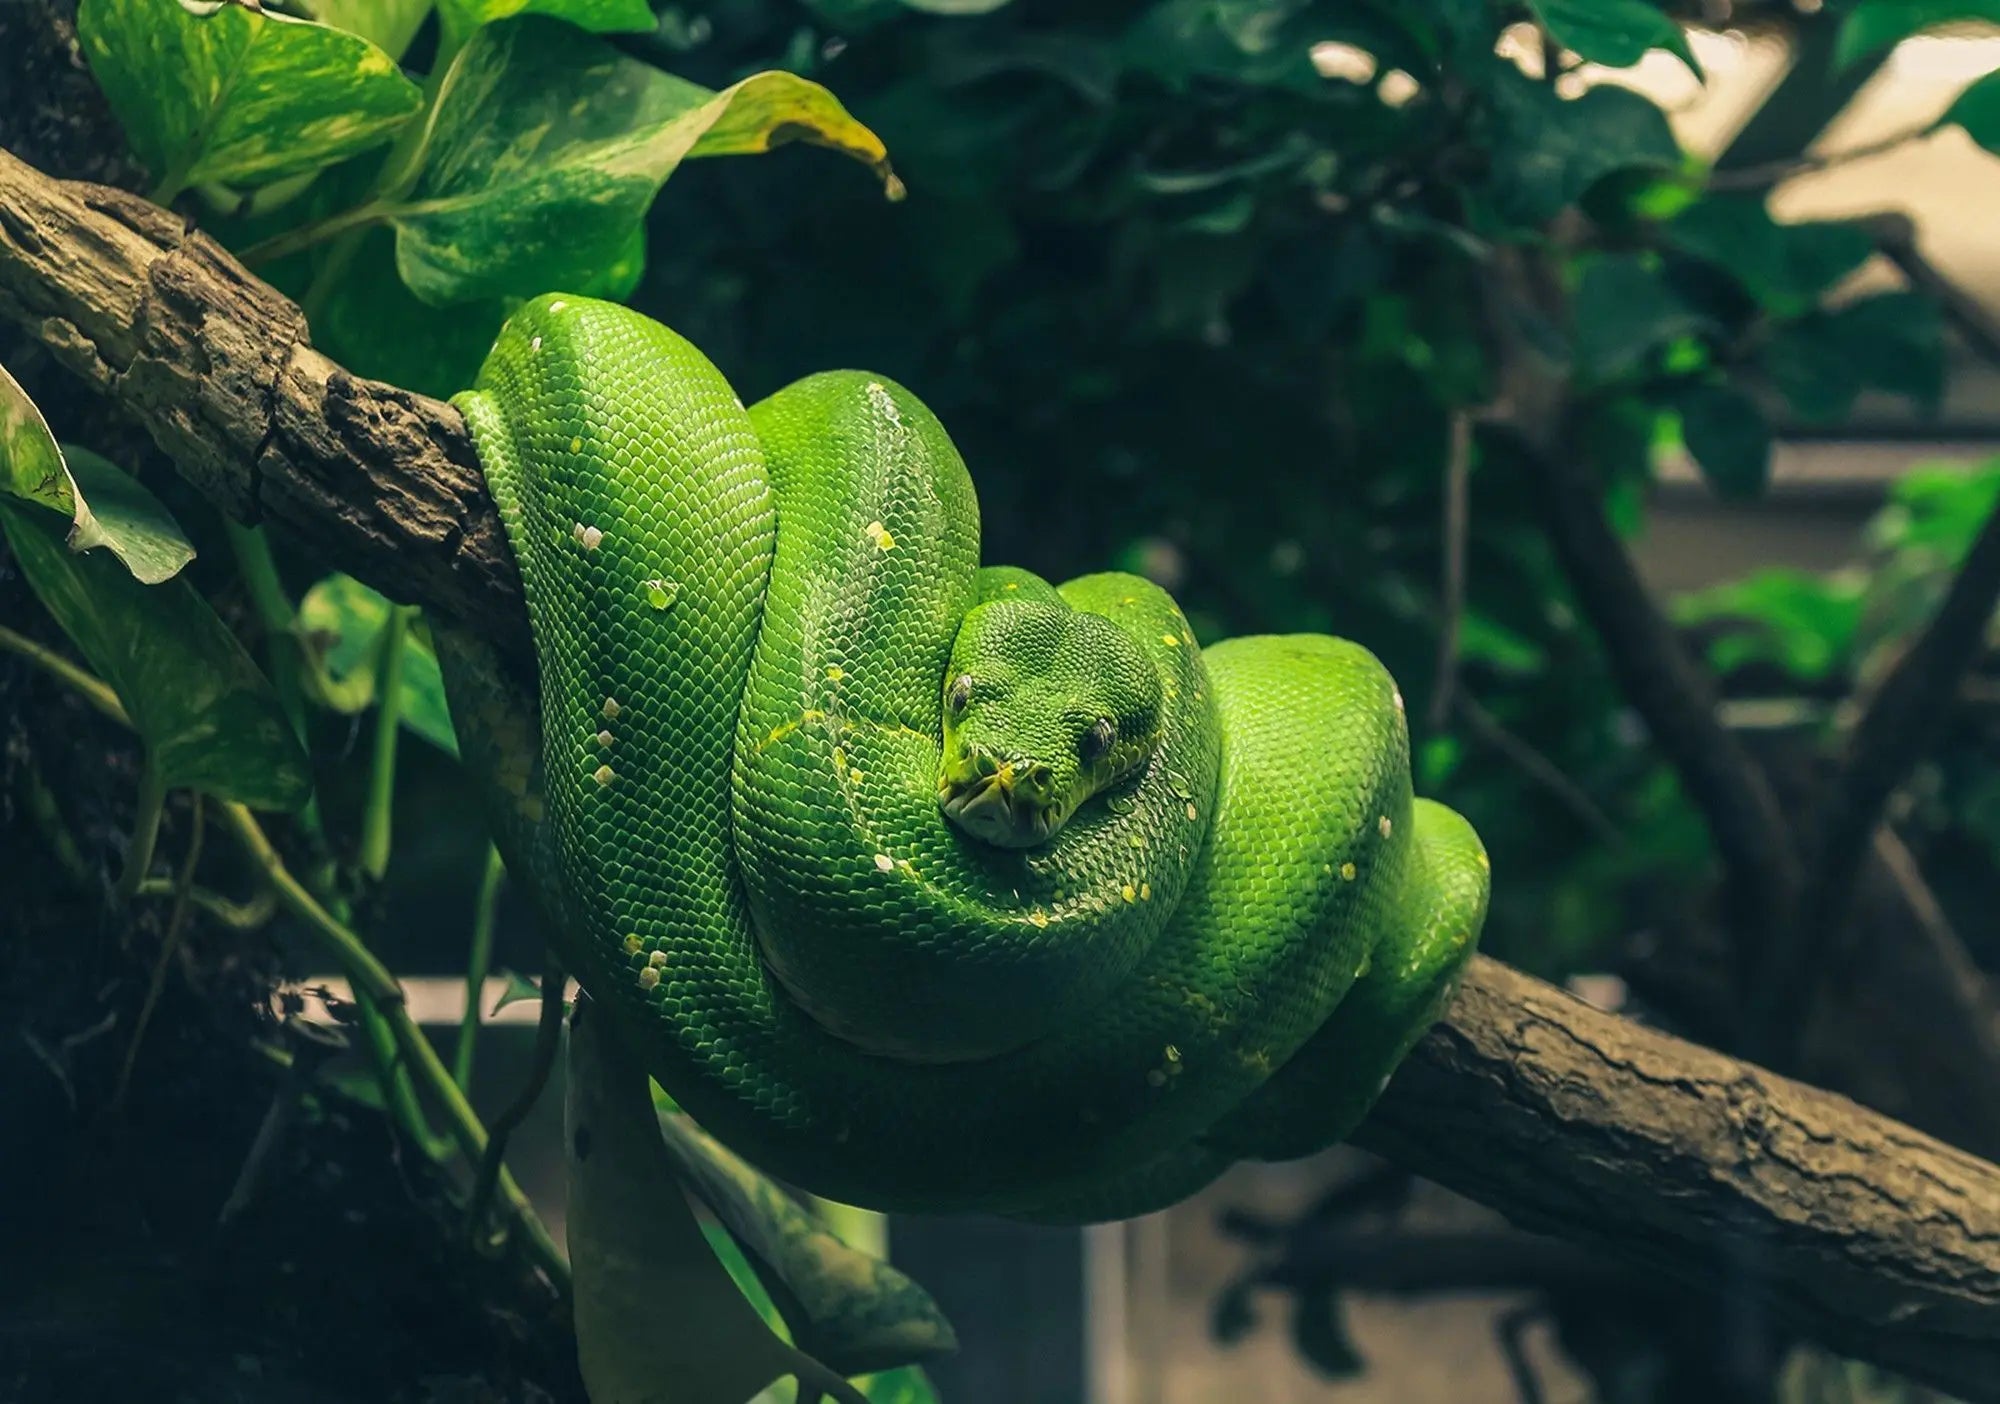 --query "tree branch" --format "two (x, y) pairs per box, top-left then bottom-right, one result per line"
(1356, 957), (2000, 1404)
(5, 147), (2000, 1401)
